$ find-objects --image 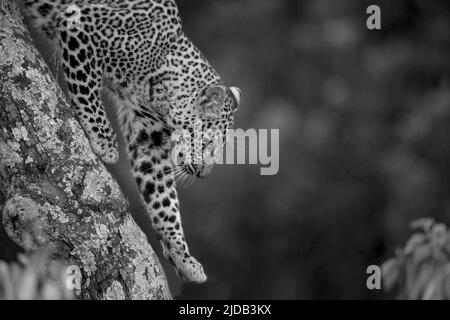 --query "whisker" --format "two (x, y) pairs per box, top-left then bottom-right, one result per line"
(180, 171), (191, 189)
(176, 174), (185, 188)
(186, 174), (196, 188)
(160, 166), (184, 184)
(174, 168), (187, 187)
